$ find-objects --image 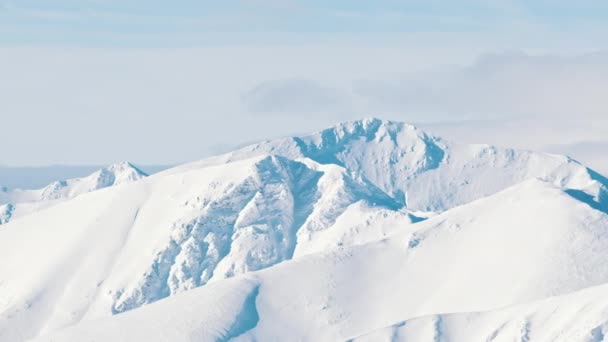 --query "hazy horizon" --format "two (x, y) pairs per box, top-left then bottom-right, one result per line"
(1, 1), (606, 172)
